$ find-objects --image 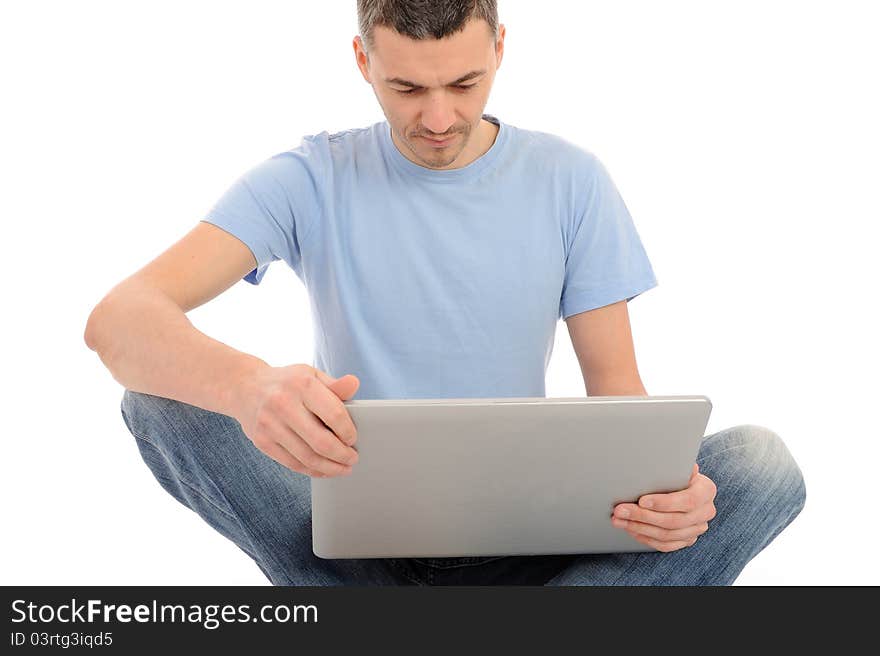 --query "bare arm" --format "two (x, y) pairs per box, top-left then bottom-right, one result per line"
(85, 222), (360, 478)
(84, 222), (269, 418)
(565, 299), (648, 396)
(84, 281), (268, 418)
